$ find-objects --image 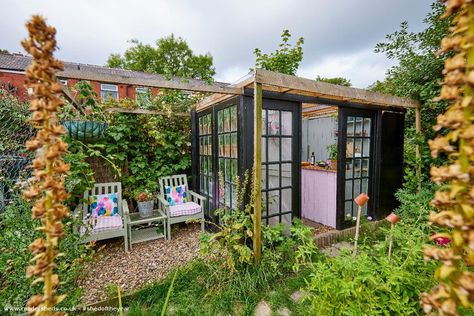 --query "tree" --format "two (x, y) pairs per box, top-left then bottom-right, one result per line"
(253, 29), (304, 75)
(107, 35), (215, 81)
(371, 1), (452, 190)
(0, 49), (8, 54)
(316, 76), (352, 87)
